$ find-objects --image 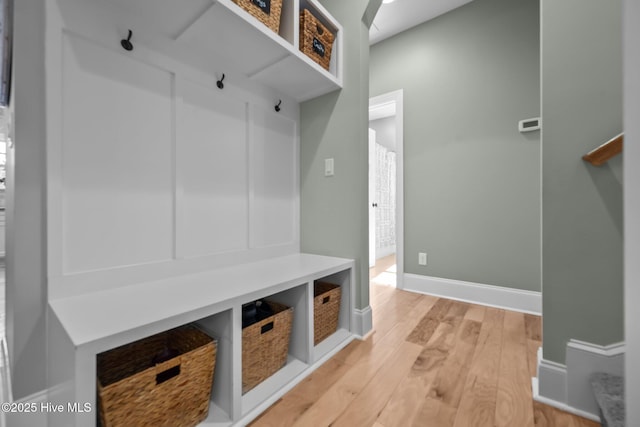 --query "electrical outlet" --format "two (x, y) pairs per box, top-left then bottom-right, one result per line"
(418, 252), (427, 266)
